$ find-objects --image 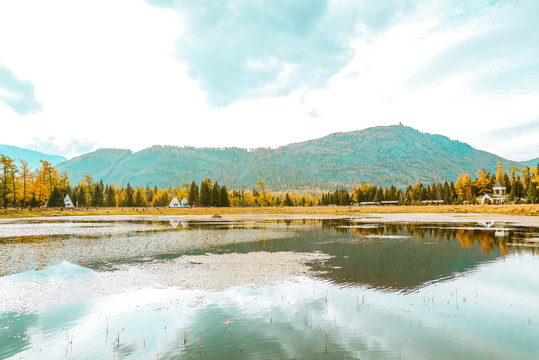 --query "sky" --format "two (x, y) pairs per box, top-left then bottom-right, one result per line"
(0, 0), (538, 161)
